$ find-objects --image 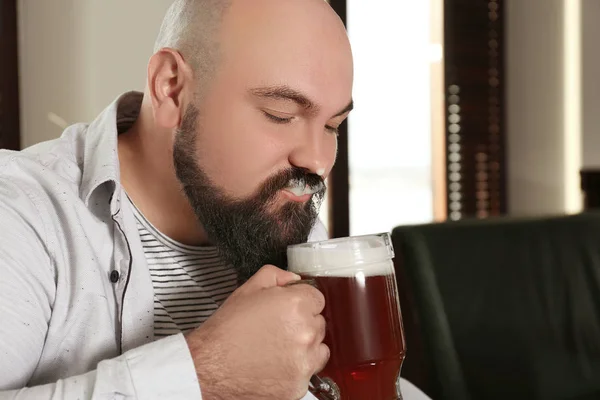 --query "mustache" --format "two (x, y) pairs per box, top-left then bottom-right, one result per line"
(256, 167), (325, 204)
